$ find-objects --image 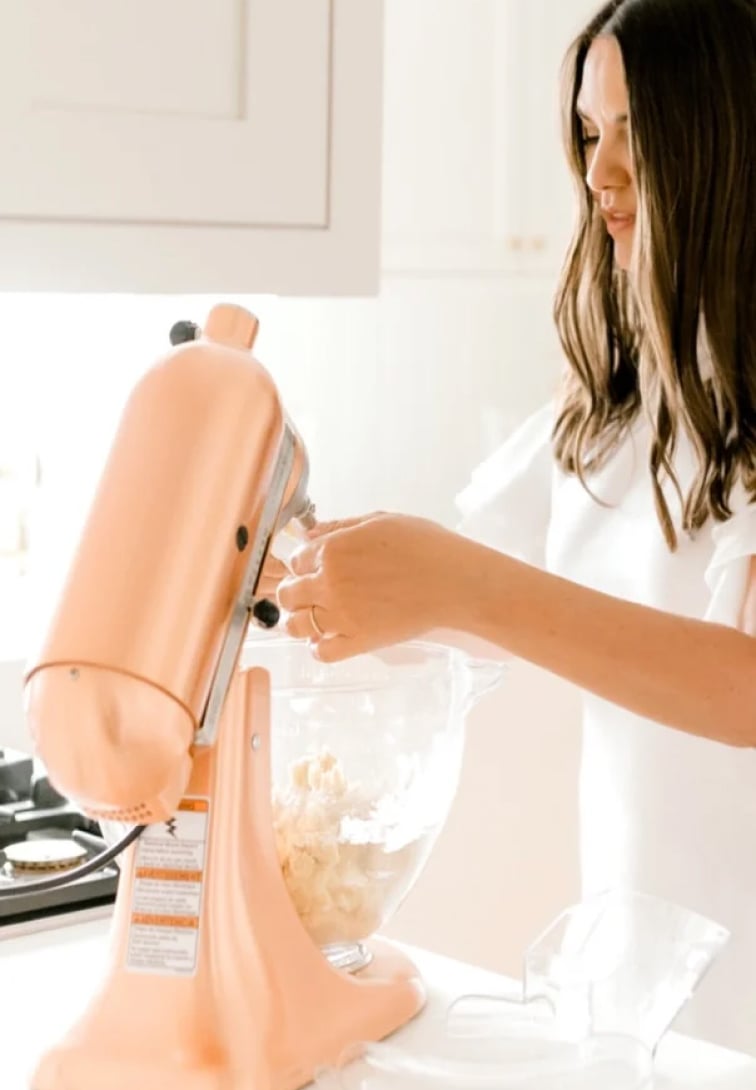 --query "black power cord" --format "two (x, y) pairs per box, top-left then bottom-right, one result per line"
(0, 823), (145, 897)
